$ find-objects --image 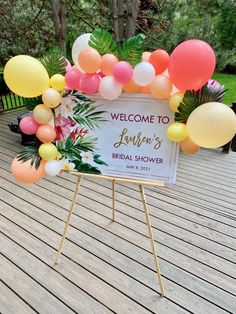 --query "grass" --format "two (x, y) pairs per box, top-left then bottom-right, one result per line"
(212, 73), (236, 105)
